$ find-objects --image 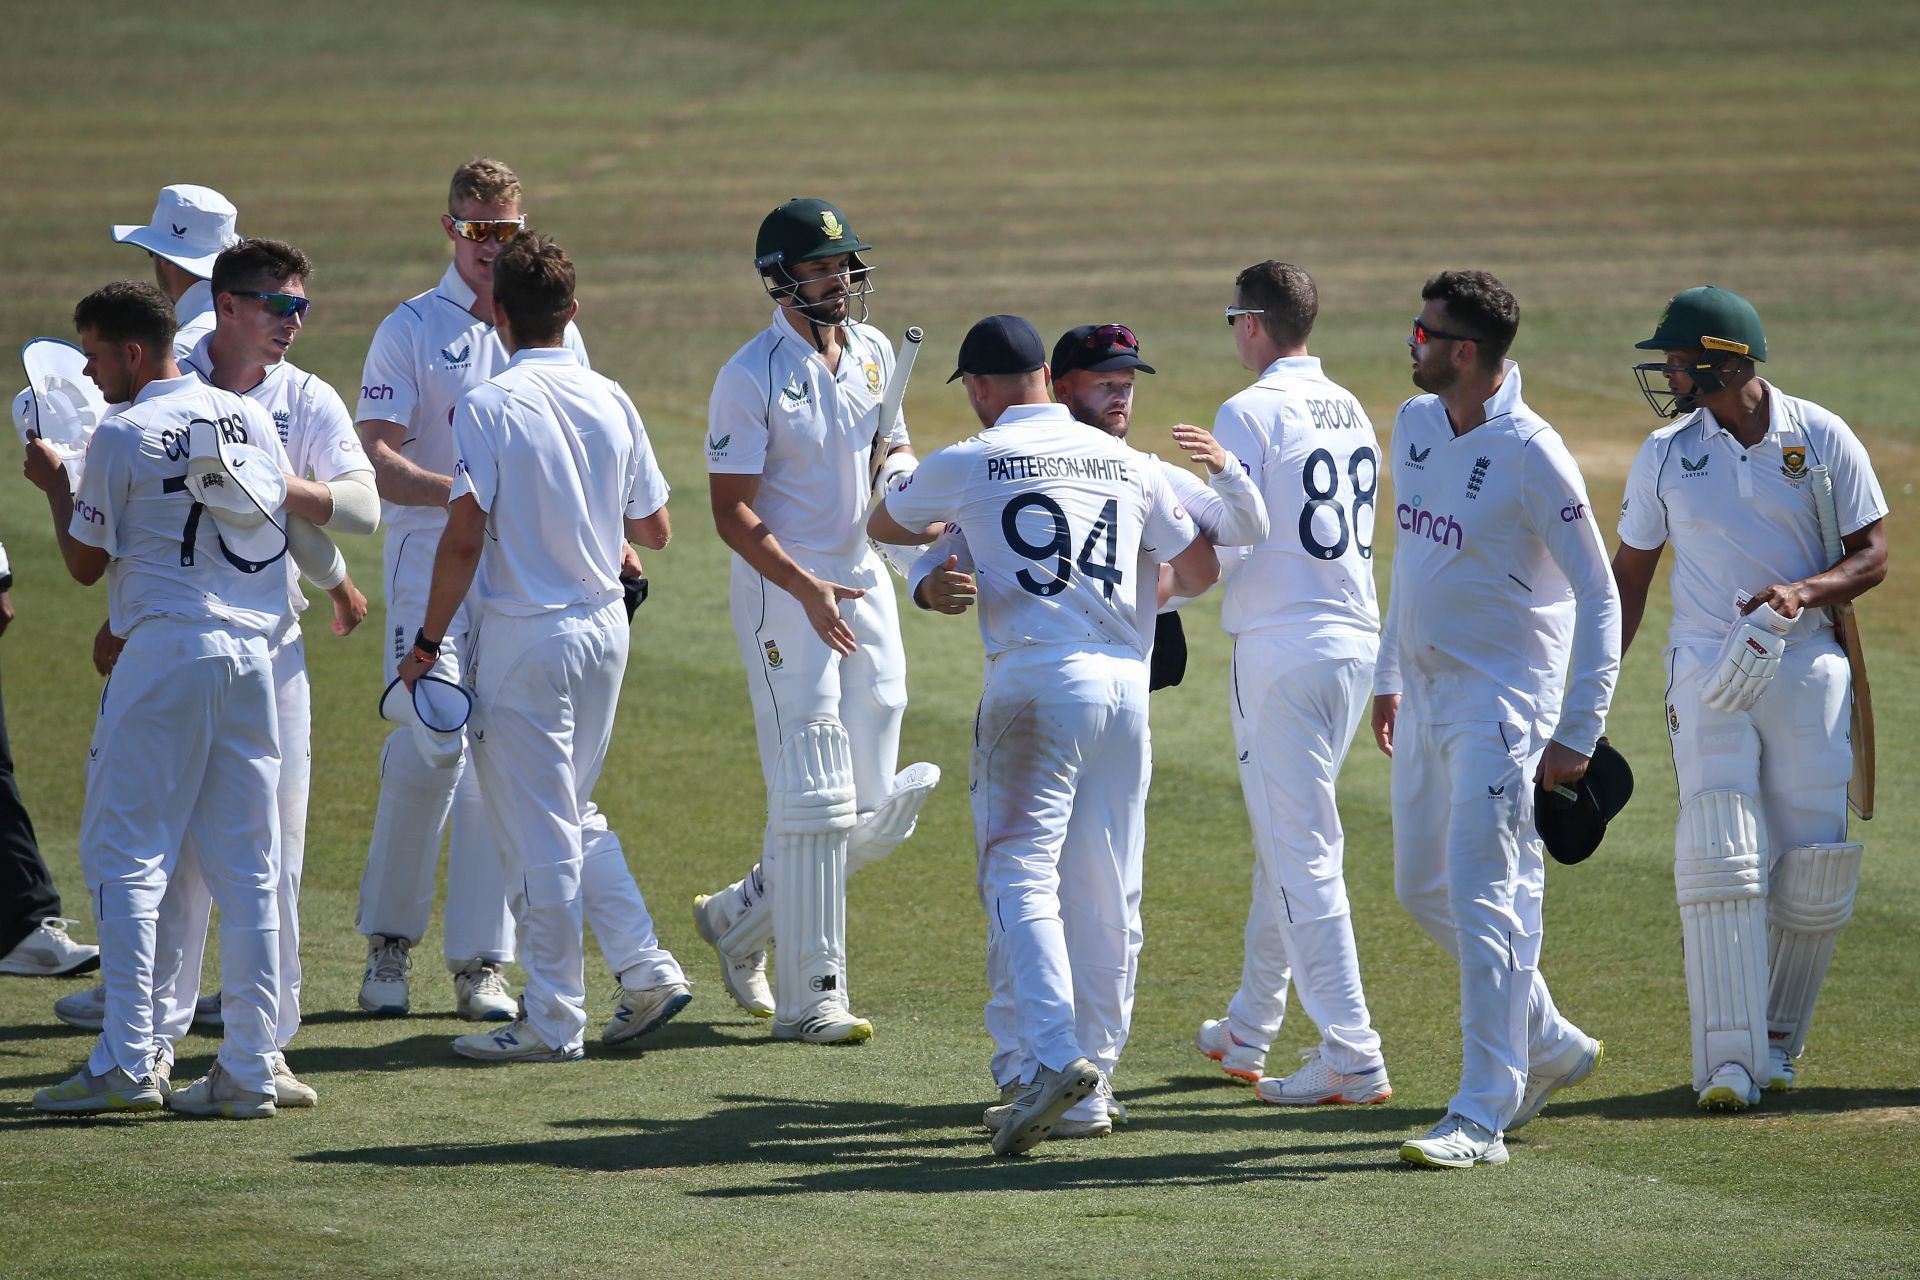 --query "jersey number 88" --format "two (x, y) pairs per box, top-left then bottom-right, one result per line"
(1300, 445), (1377, 561)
